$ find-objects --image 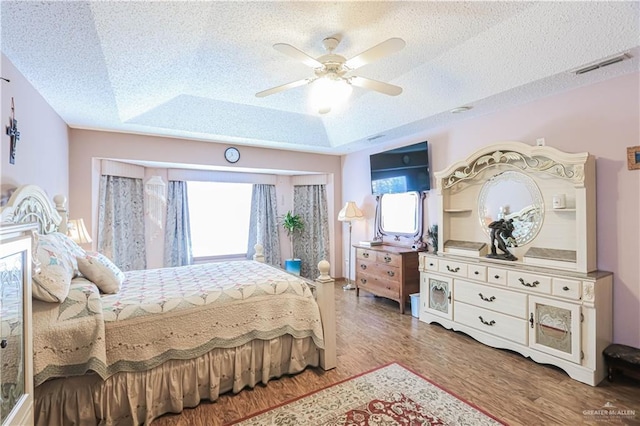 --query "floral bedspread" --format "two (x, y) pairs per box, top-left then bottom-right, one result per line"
(32, 261), (324, 386)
